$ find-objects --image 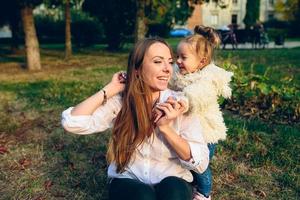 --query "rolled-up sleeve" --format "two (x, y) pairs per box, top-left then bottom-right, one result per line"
(61, 95), (122, 135)
(178, 114), (209, 173)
